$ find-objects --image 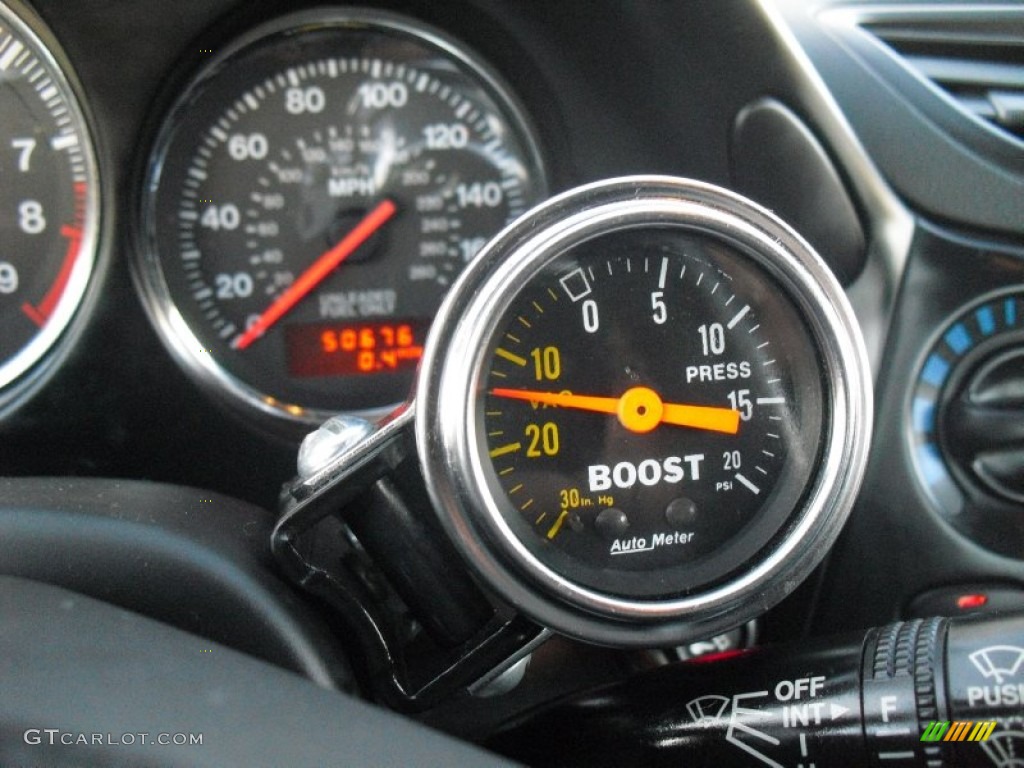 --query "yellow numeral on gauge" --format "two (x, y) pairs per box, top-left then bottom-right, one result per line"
(525, 422), (559, 457)
(530, 346), (561, 381)
(559, 487), (592, 509)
